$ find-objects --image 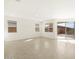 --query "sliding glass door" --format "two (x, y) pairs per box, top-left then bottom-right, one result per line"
(57, 22), (75, 40)
(57, 22), (66, 39)
(65, 22), (75, 39)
